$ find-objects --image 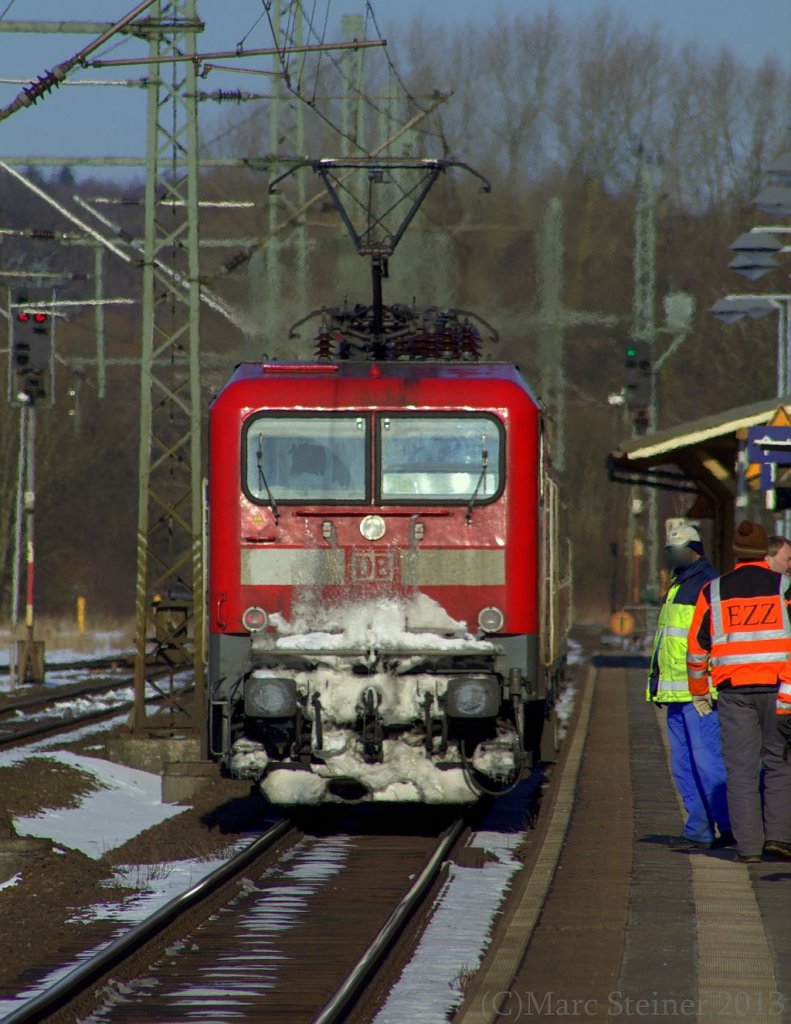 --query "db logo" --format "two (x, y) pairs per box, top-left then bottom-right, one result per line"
(351, 549), (395, 583)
